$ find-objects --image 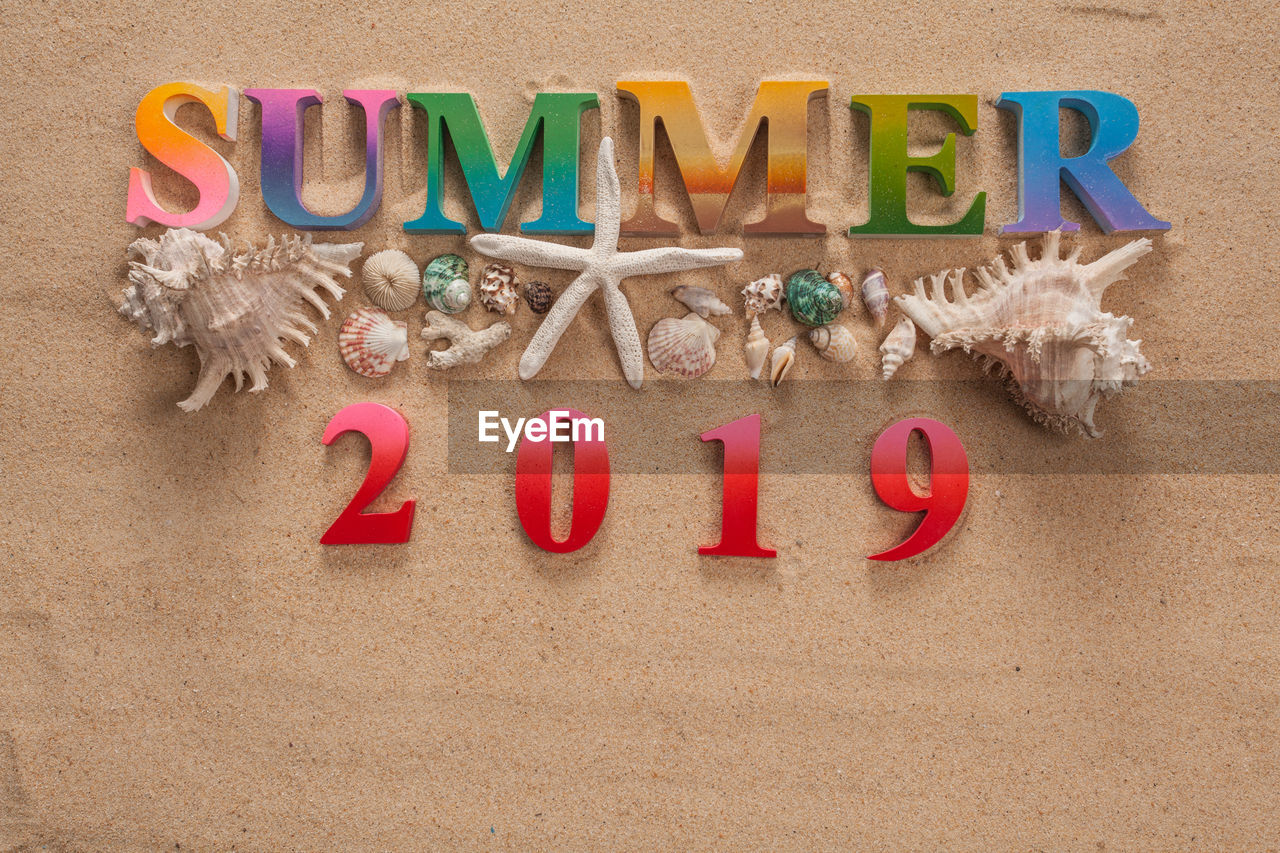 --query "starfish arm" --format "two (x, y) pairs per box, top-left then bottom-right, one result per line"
(599, 277), (644, 390)
(470, 233), (591, 271)
(591, 137), (622, 252)
(608, 246), (744, 278)
(518, 271), (602, 381)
